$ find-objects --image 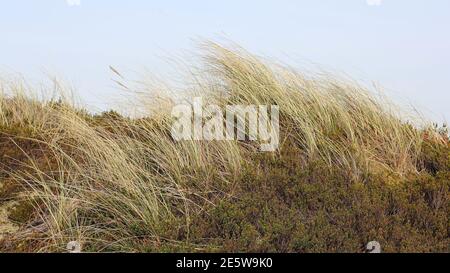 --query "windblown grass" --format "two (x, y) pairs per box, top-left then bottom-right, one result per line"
(0, 43), (448, 252)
